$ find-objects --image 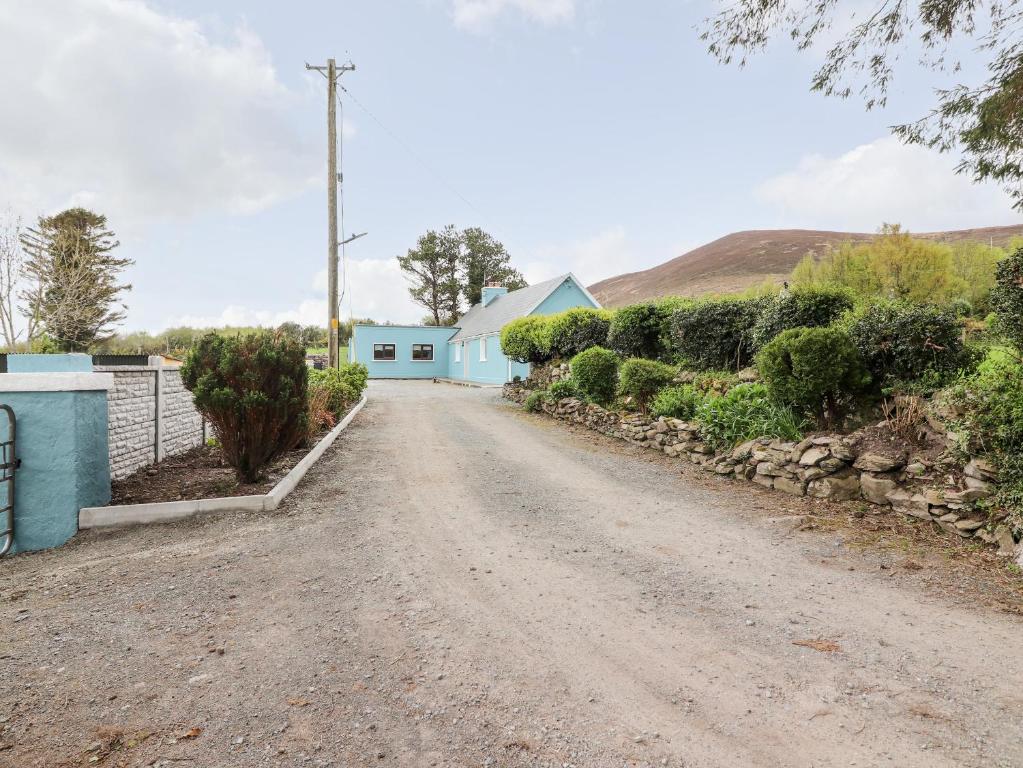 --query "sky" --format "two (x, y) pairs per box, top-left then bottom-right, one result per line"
(0, 0), (1019, 331)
